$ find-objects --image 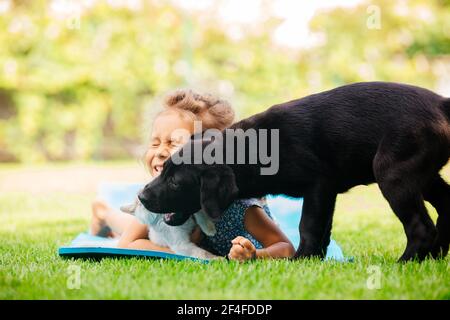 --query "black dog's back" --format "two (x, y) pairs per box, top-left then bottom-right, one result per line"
(233, 82), (450, 195)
